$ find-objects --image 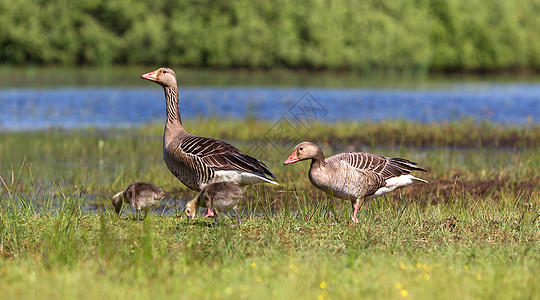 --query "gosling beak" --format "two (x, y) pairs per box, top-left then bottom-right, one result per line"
(283, 151), (299, 165)
(141, 70), (158, 81)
